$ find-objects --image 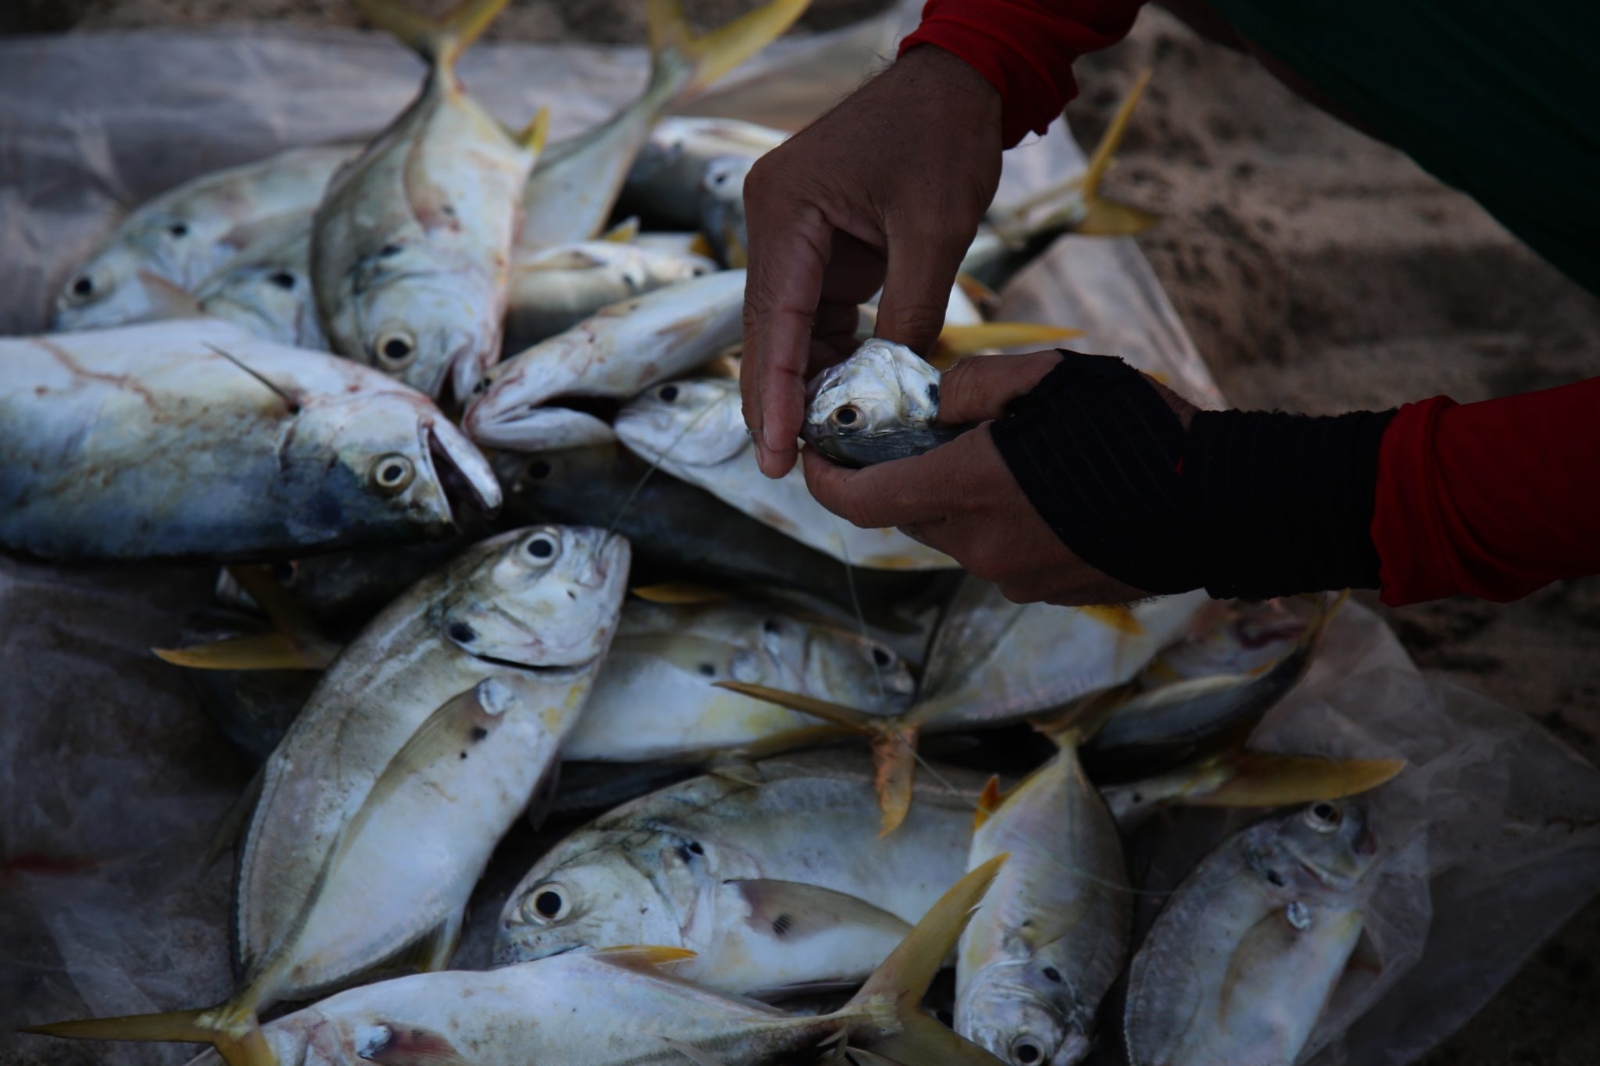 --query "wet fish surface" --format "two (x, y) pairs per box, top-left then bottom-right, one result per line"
(496, 750), (990, 994)
(621, 115), (787, 228)
(0, 319), (498, 560)
(1123, 801), (1381, 1066)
